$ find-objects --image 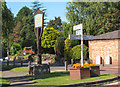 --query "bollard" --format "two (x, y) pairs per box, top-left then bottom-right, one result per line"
(48, 62), (50, 73)
(13, 61), (15, 66)
(7, 60), (9, 66)
(65, 61), (68, 71)
(21, 60), (23, 66)
(28, 61), (31, 75)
